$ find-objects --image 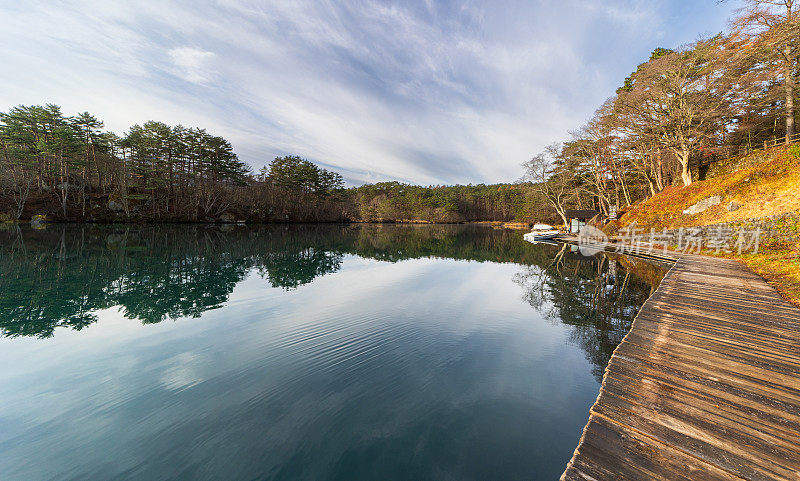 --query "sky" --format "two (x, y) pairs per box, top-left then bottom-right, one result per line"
(0, 0), (740, 186)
